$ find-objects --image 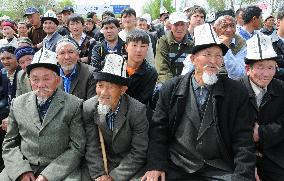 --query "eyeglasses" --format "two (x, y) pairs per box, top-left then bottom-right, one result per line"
(200, 53), (223, 61)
